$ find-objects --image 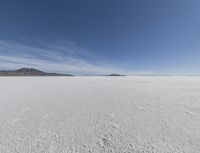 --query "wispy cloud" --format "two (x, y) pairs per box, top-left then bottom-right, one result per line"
(0, 39), (153, 75)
